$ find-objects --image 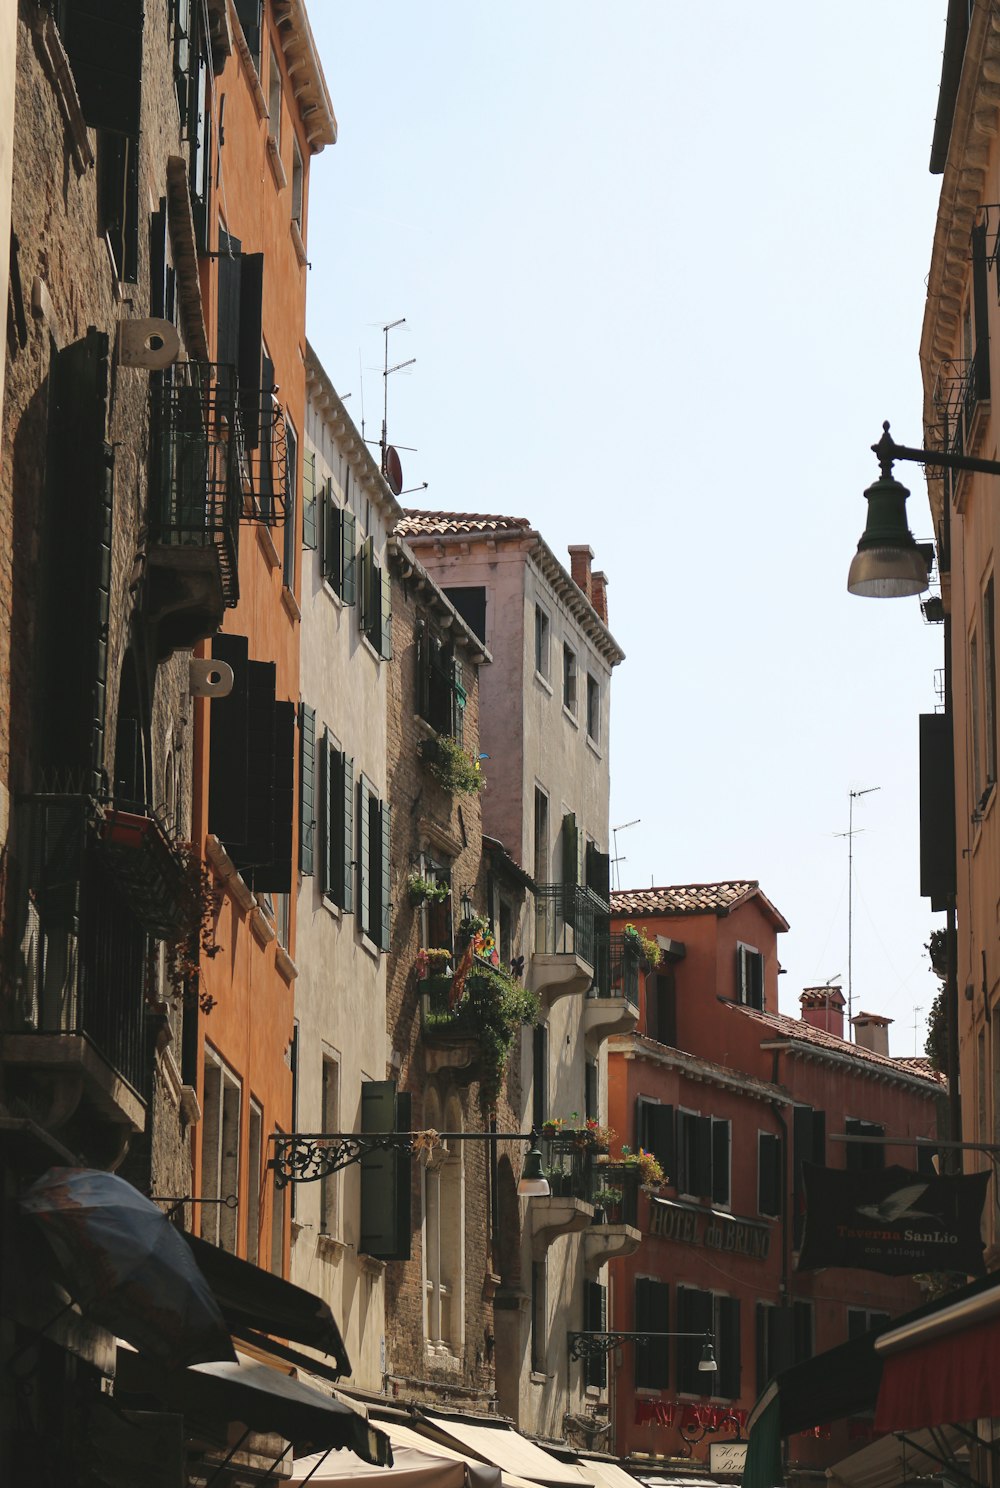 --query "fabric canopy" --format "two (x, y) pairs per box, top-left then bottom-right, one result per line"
(826, 1425), (967, 1488)
(379, 1421), (510, 1488)
(183, 1231), (350, 1375)
(419, 1417), (588, 1488)
(115, 1347), (390, 1462)
(292, 1440), (467, 1488)
(875, 1310), (1000, 1431)
(572, 1459), (641, 1488)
